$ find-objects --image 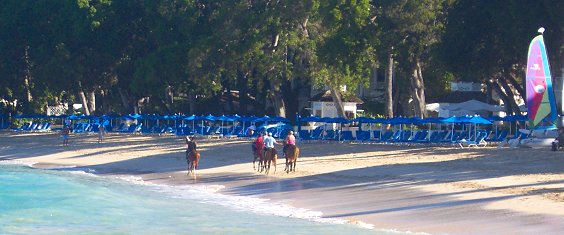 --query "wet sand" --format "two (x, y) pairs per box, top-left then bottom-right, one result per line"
(1, 131), (563, 234)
